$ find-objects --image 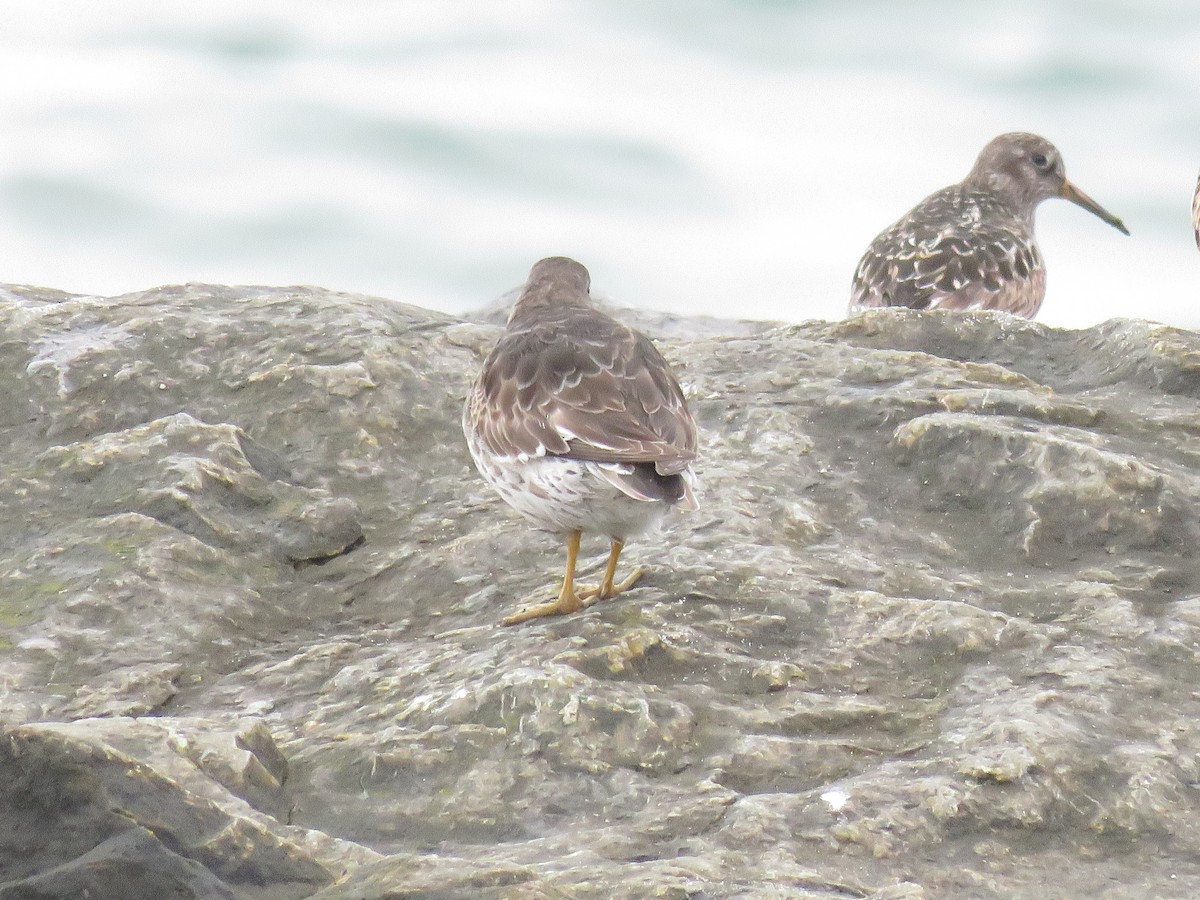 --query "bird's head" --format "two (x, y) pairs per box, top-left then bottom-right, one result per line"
(508, 257), (593, 326)
(968, 132), (1129, 235)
